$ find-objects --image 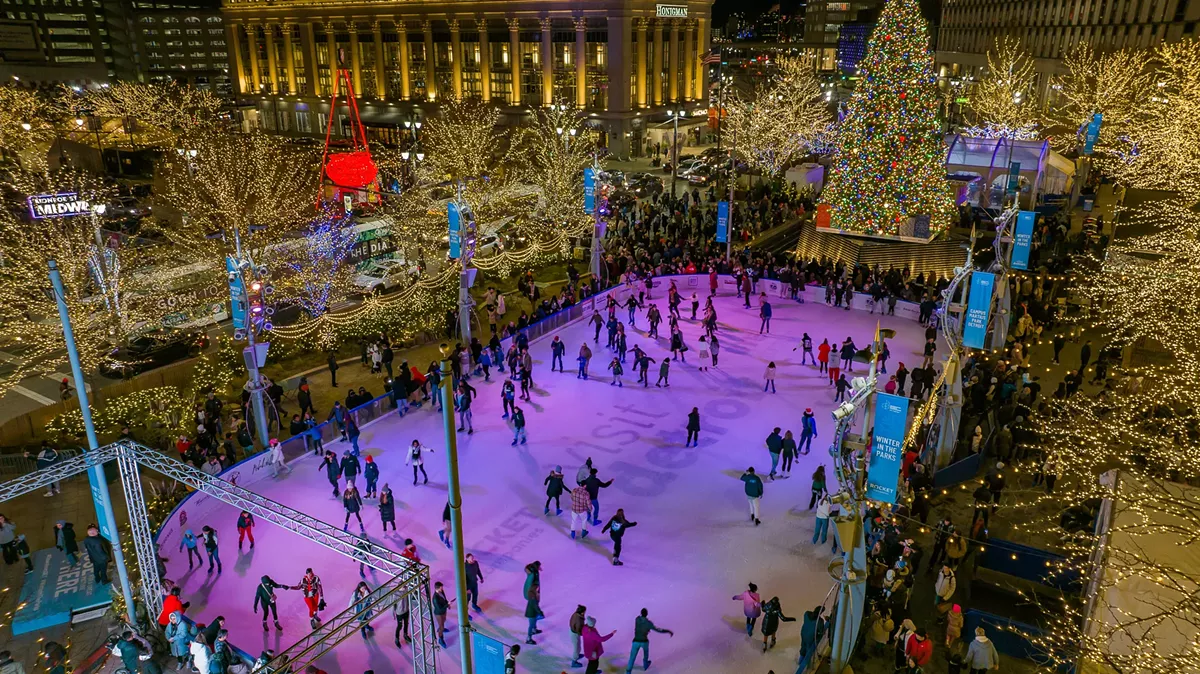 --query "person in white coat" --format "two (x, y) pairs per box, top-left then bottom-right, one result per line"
(406, 440), (433, 485)
(189, 633), (212, 674)
(269, 438), (290, 477)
